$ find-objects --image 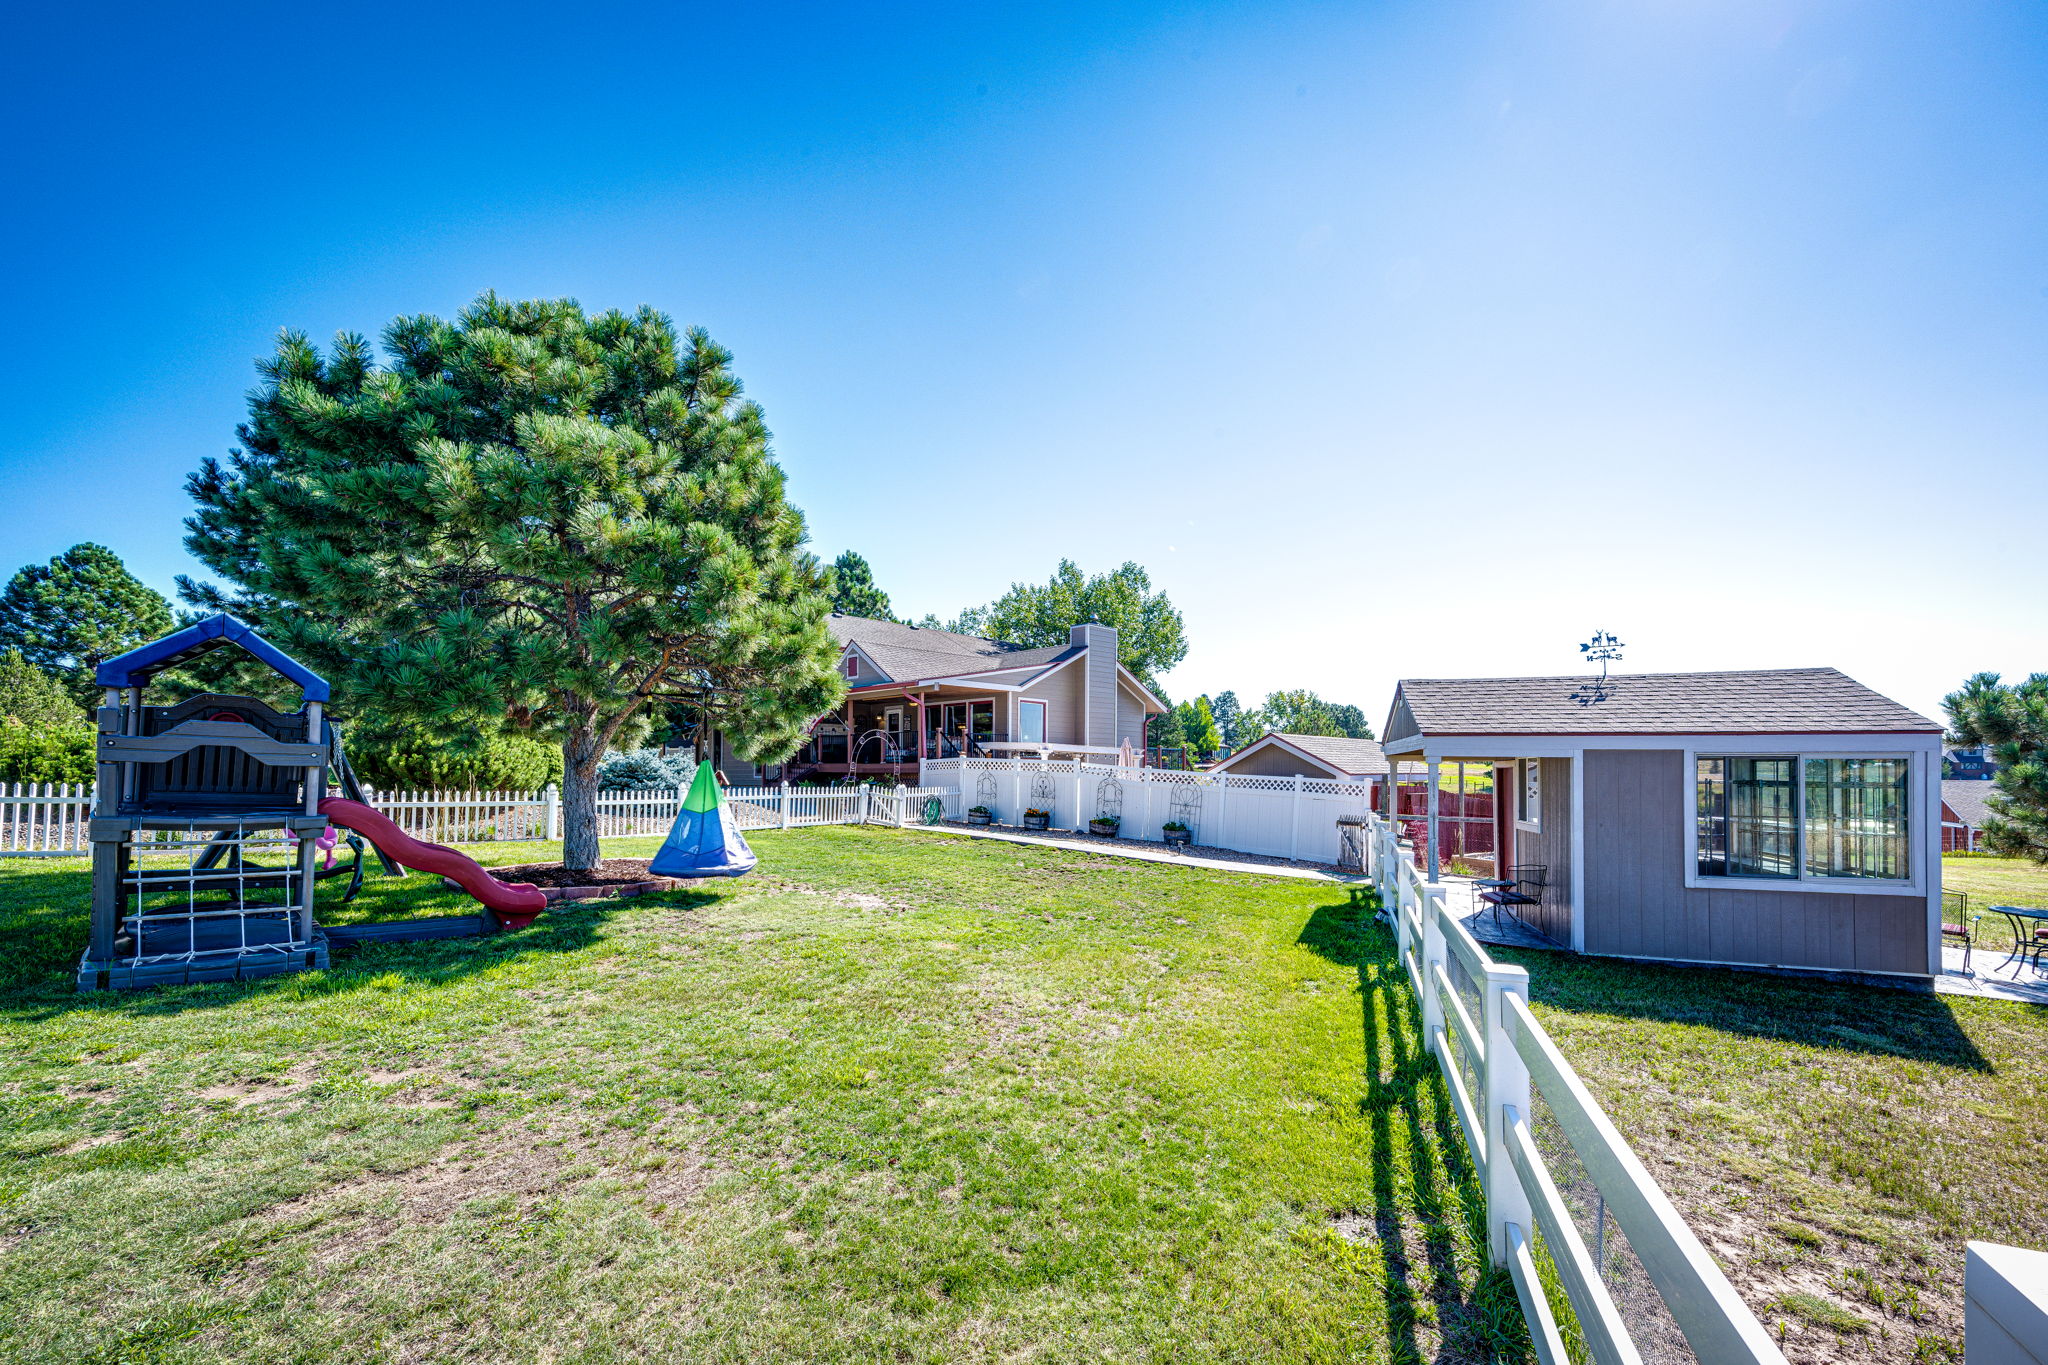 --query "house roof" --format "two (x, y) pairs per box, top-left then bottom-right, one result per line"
(1220, 732), (1389, 777)
(1389, 668), (1938, 738)
(828, 614), (1058, 681)
(1943, 780), (1998, 829)
(95, 613), (331, 703)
